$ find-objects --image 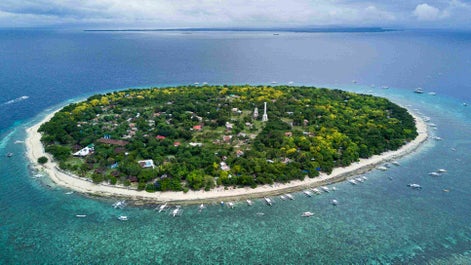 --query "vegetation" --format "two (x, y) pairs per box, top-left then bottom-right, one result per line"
(37, 156), (48, 165)
(38, 85), (417, 191)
